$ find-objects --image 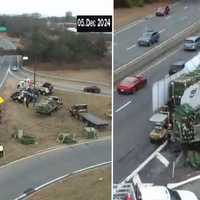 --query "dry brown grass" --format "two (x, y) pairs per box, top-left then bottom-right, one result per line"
(0, 78), (111, 165)
(28, 60), (112, 84)
(114, 0), (170, 30)
(29, 166), (111, 200)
